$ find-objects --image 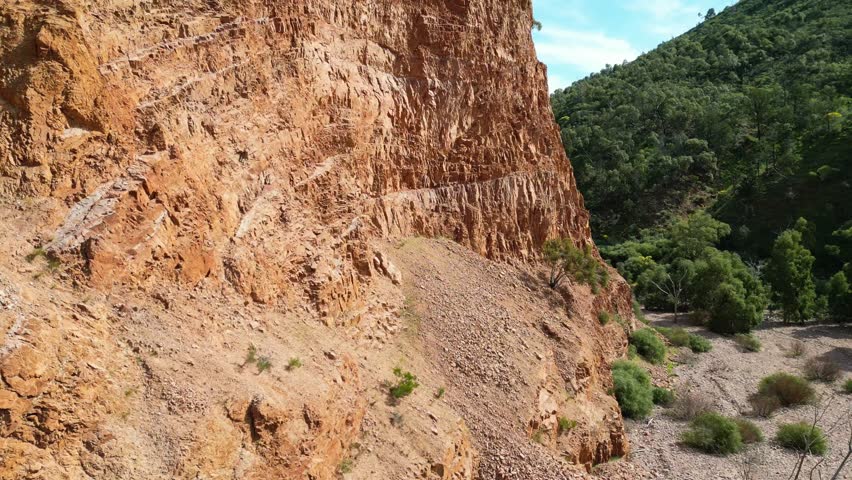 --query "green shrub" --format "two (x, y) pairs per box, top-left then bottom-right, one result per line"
(557, 417), (578, 434)
(544, 239), (610, 291)
(776, 423), (827, 455)
(435, 387), (446, 399)
(655, 326), (690, 346)
(681, 412), (743, 454)
(389, 368), (419, 399)
(339, 458), (354, 473)
(630, 329), (667, 364)
(598, 311), (611, 325)
(734, 418), (763, 444)
(758, 373), (815, 406)
(734, 333), (761, 352)
(287, 357), (302, 370)
(844, 379), (852, 394)
(627, 344), (638, 360)
(803, 357), (840, 382)
(689, 335), (712, 353)
(611, 360), (653, 419)
(652, 387), (675, 406)
(633, 300), (649, 324)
